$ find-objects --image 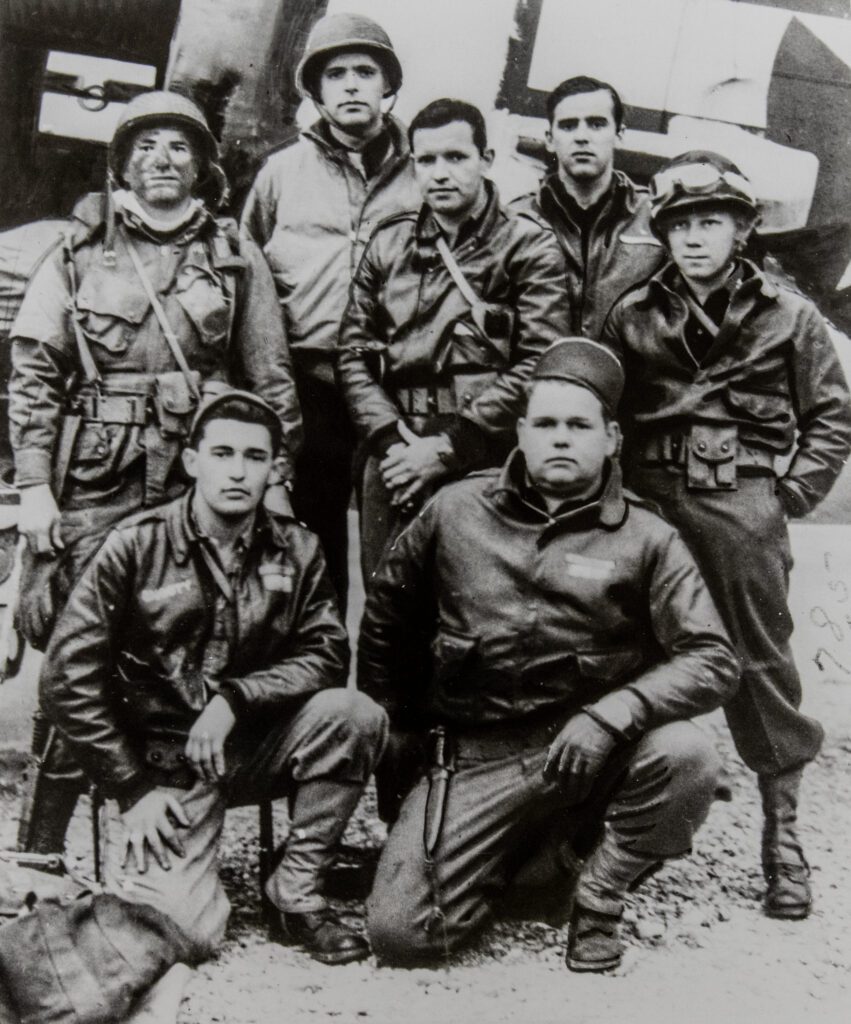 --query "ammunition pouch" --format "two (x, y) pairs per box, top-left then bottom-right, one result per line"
(153, 370), (201, 439)
(686, 423), (738, 491)
(638, 423), (776, 491)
